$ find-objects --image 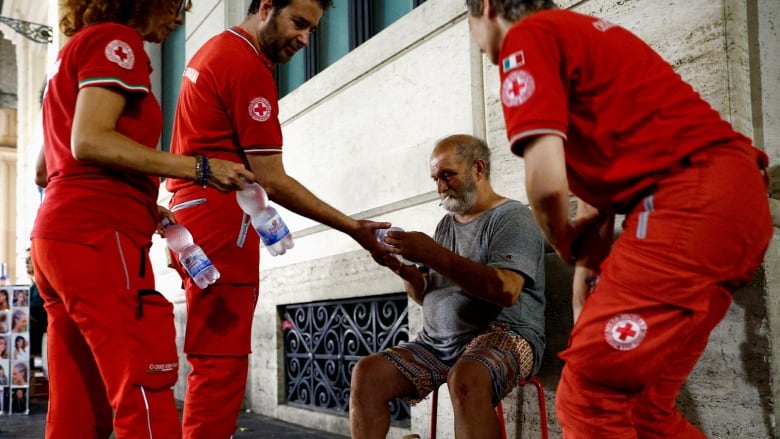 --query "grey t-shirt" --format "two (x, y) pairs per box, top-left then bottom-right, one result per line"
(419, 199), (546, 375)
